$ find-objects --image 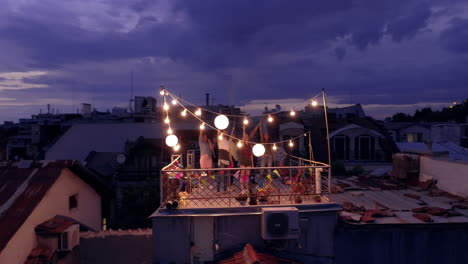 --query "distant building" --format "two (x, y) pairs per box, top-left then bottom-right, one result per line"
(134, 96), (156, 114)
(0, 161), (112, 264)
(81, 103), (92, 115)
